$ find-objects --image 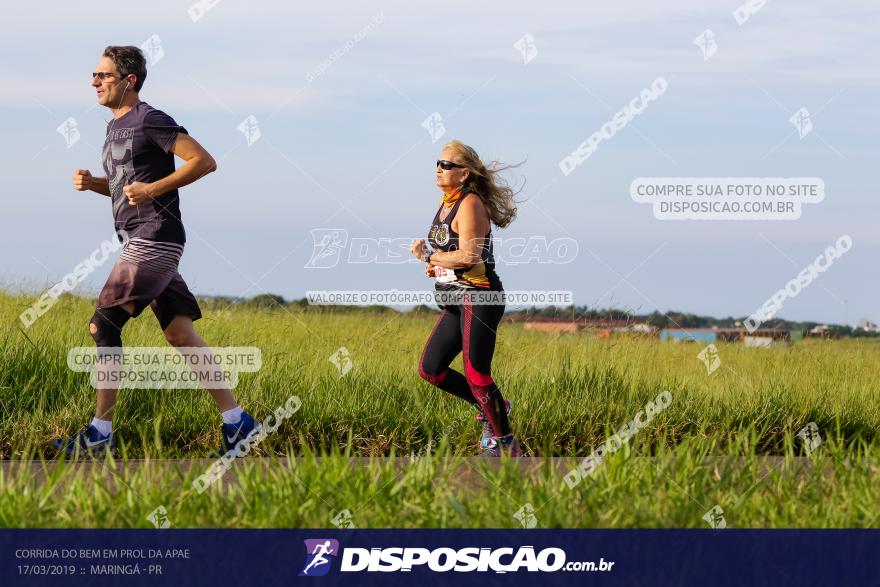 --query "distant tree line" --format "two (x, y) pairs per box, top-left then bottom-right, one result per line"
(194, 294), (878, 337)
(506, 306), (879, 337)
